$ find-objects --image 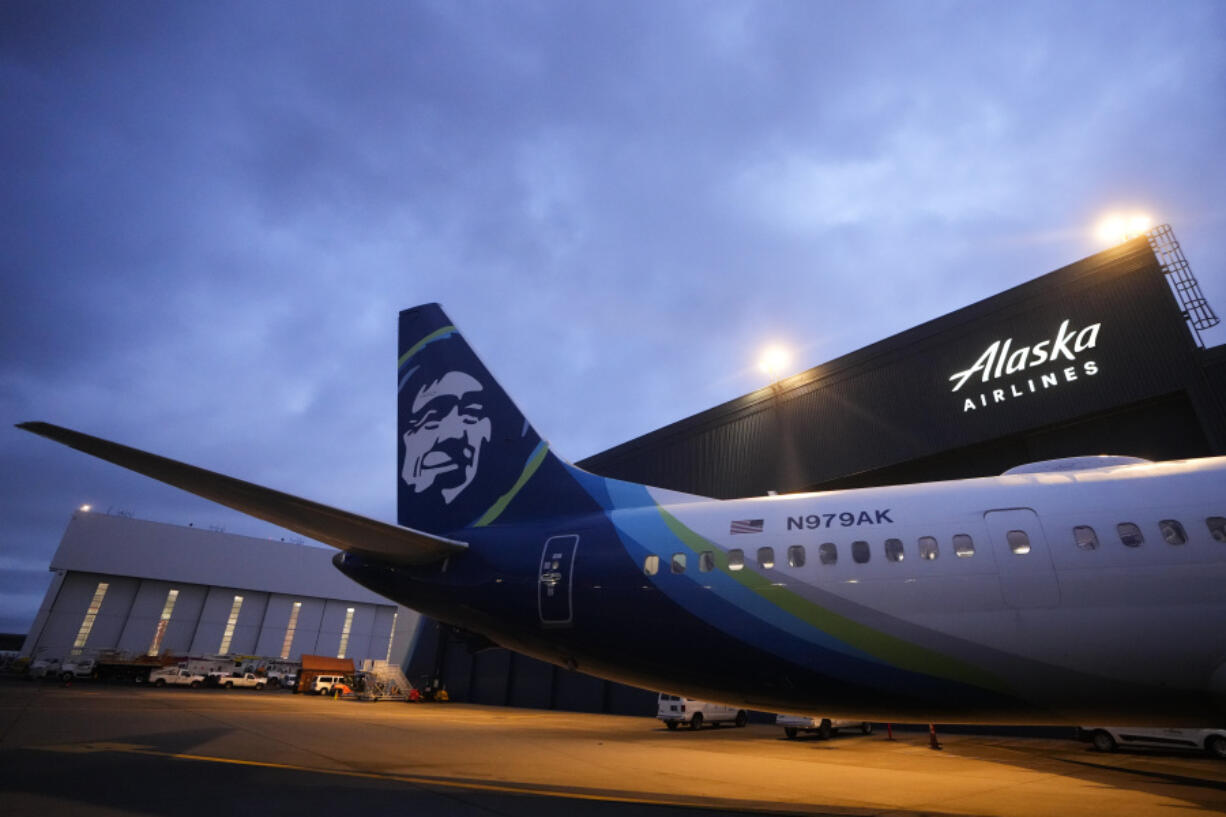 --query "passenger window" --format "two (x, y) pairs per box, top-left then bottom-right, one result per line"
(884, 538), (904, 562)
(698, 551), (715, 572)
(728, 549), (744, 571)
(819, 542), (837, 565)
(757, 547), (775, 569)
(918, 536), (939, 561)
(787, 545), (805, 568)
(671, 553), (687, 573)
(1006, 530), (1030, 555)
(643, 555), (659, 575)
(1159, 520), (1187, 546)
(852, 540), (870, 564)
(1073, 526), (1098, 550)
(1209, 517), (1226, 543)
(1117, 522), (1144, 548)
(953, 534), (975, 558)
